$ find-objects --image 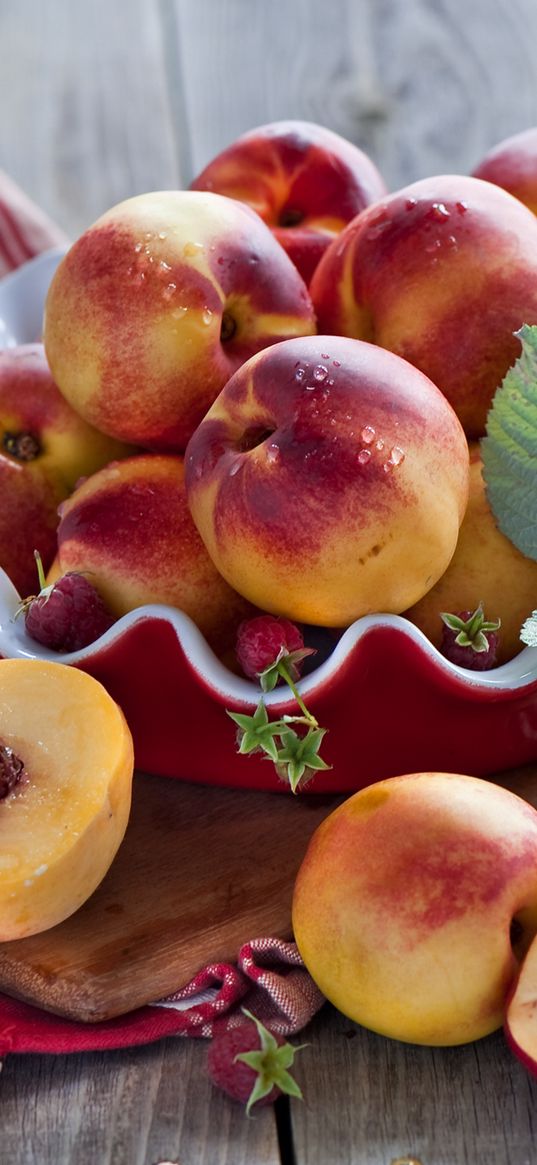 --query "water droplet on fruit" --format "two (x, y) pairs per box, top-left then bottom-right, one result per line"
(456, 200), (469, 214)
(158, 231), (167, 240)
(425, 239), (442, 254)
(134, 242), (143, 253)
(159, 260), (172, 272)
(358, 448), (372, 465)
(446, 234), (457, 248)
(333, 359), (341, 368)
(313, 365), (329, 382)
(361, 425), (376, 444)
(383, 445), (405, 472)
(430, 202), (450, 220)
(171, 305), (188, 319)
(183, 241), (204, 257)
(229, 460), (243, 476)
(202, 308), (214, 326)
(295, 367), (306, 381)
(405, 198), (417, 211)
(162, 282), (177, 301)
(145, 232), (153, 240)
(376, 438), (385, 451)
(321, 352), (330, 359)
(266, 442), (280, 465)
